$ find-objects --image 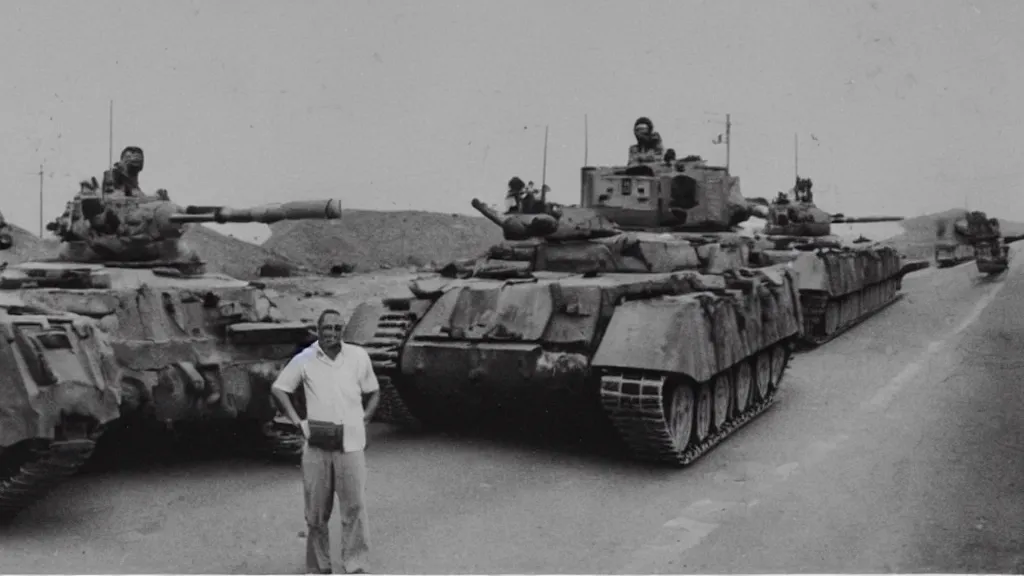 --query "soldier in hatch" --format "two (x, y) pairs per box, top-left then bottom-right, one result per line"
(505, 176), (527, 213)
(102, 146), (146, 197)
(793, 177), (814, 203)
(628, 117), (665, 165)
